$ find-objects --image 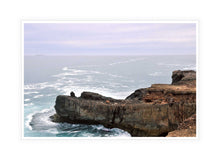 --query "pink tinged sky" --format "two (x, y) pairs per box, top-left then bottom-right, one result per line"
(24, 23), (196, 56)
